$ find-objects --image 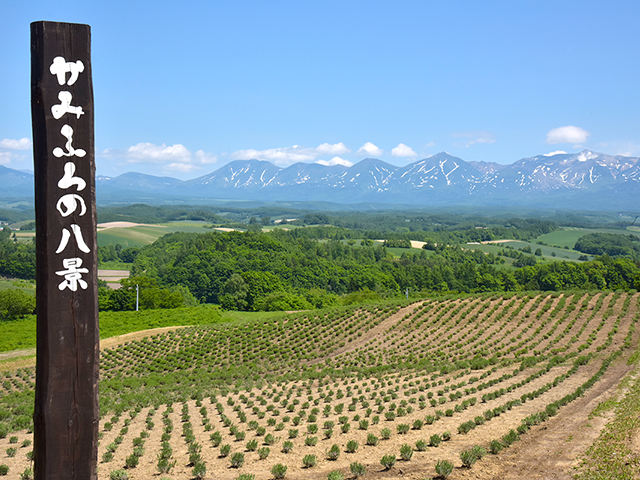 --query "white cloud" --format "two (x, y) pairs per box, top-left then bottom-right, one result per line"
(391, 143), (417, 158)
(0, 152), (12, 165)
(452, 132), (496, 148)
(231, 143), (351, 167)
(357, 142), (383, 157)
(543, 150), (567, 157)
(100, 142), (218, 176)
(546, 126), (590, 144)
(317, 156), (353, 167)
(424, 141), (436, 148)
(126, 142), (191, 163)
(194, 150), (218, 164)
(0, 138), (31, 150)
(316, 142), (349, 155)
